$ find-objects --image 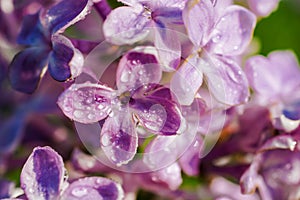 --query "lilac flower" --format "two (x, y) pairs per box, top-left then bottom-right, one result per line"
(171, 0), (256, 106)
(17, 146), (124, 200)
(245, 50), (300, 131)
(247, 0), (279, 17)
(58, 46), (183, 166)
(9, 0), (93, 93)
(103, 0), (187, 71)
(240, 134), (300, 200)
